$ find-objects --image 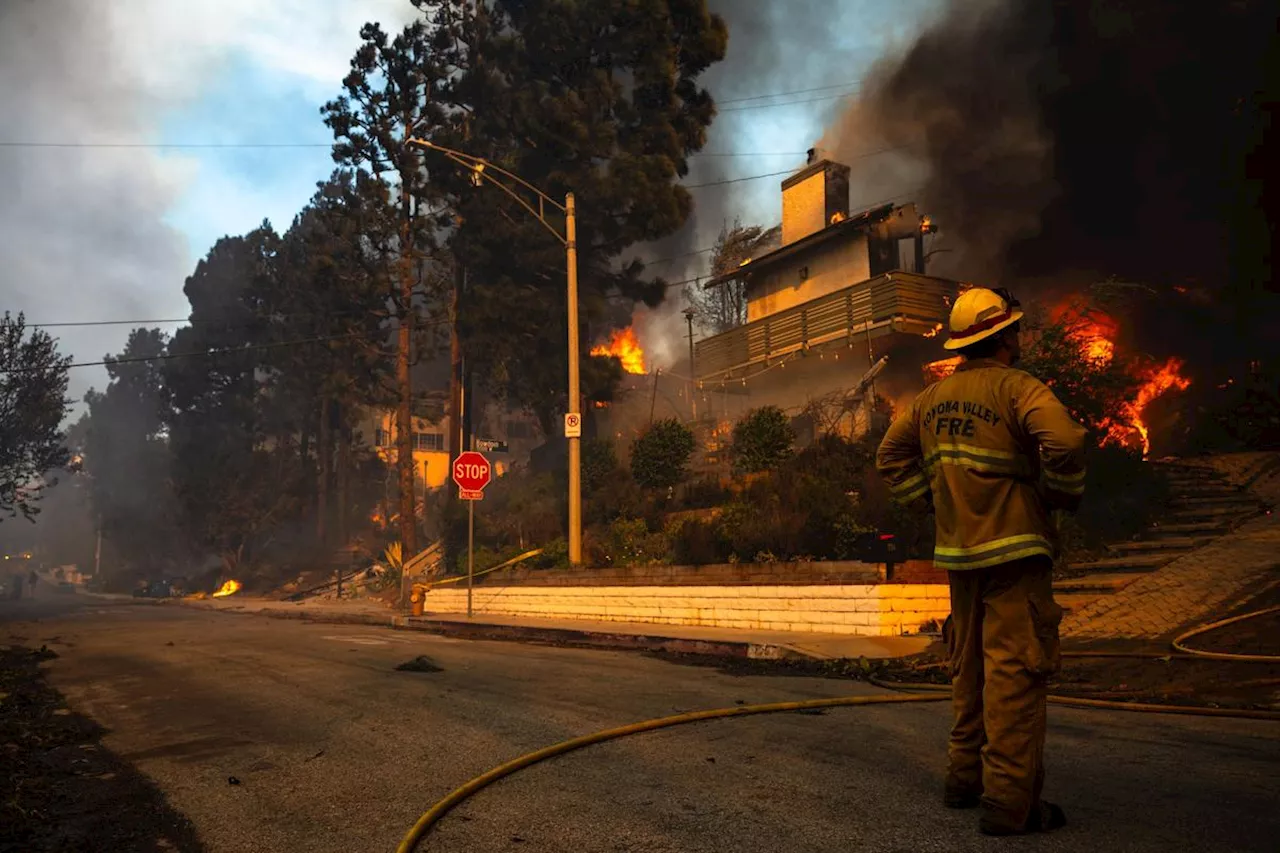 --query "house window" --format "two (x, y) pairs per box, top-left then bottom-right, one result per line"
(374, 428), (390, 448)
(414, 432), (444, 452)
